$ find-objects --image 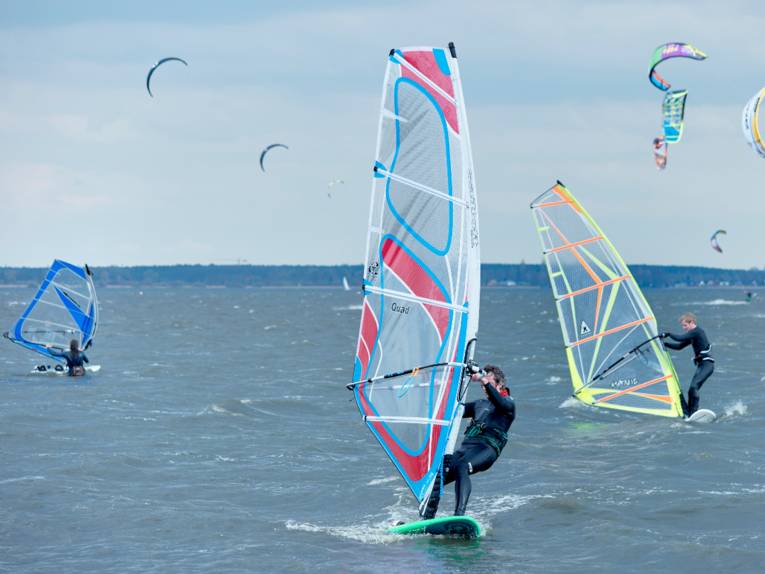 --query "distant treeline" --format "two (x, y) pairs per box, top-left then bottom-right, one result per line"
(0, 264), (763, 288)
